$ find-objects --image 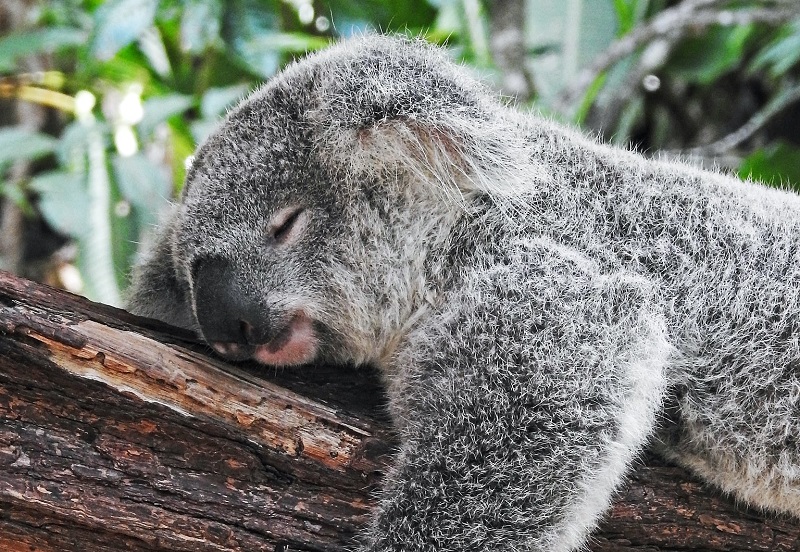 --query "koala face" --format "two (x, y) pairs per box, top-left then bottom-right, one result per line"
(172, 86), (353, 367)
(153, 36), (521, 368)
